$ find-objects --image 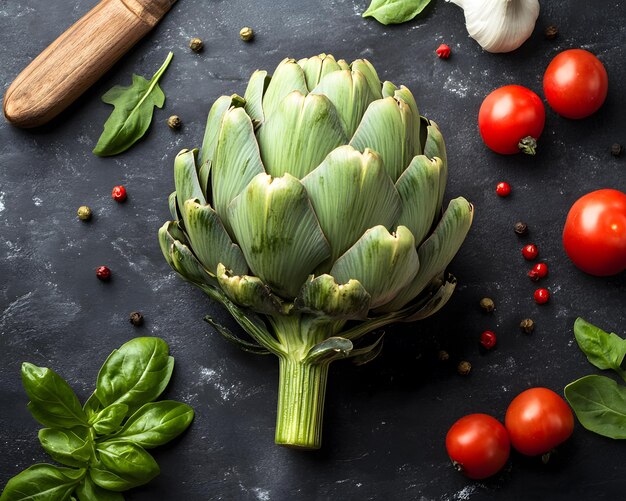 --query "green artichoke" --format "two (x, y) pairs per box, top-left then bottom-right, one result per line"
(159, 54), (473, 449)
